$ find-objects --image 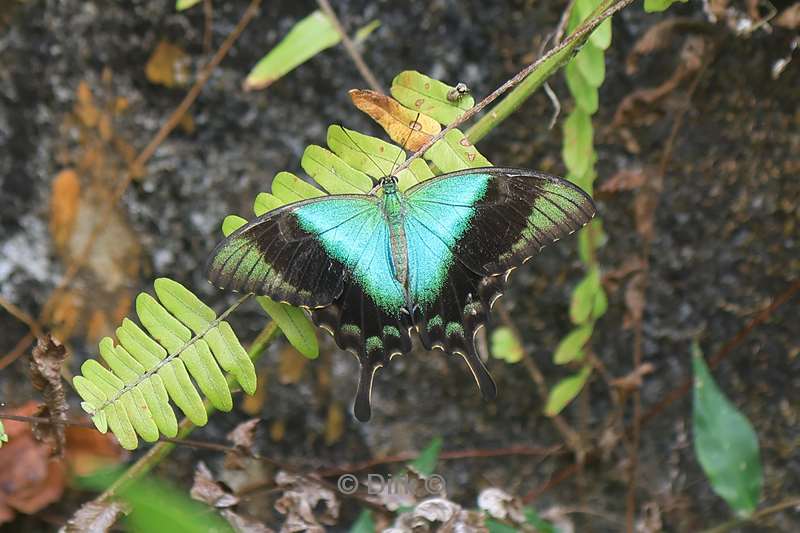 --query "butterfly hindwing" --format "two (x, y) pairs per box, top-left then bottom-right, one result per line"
(404, 167), (595, 395)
